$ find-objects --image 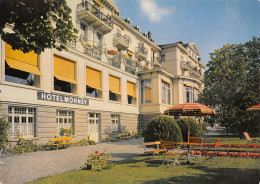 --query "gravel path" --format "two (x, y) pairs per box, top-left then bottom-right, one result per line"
(0, 138), (144, 184)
